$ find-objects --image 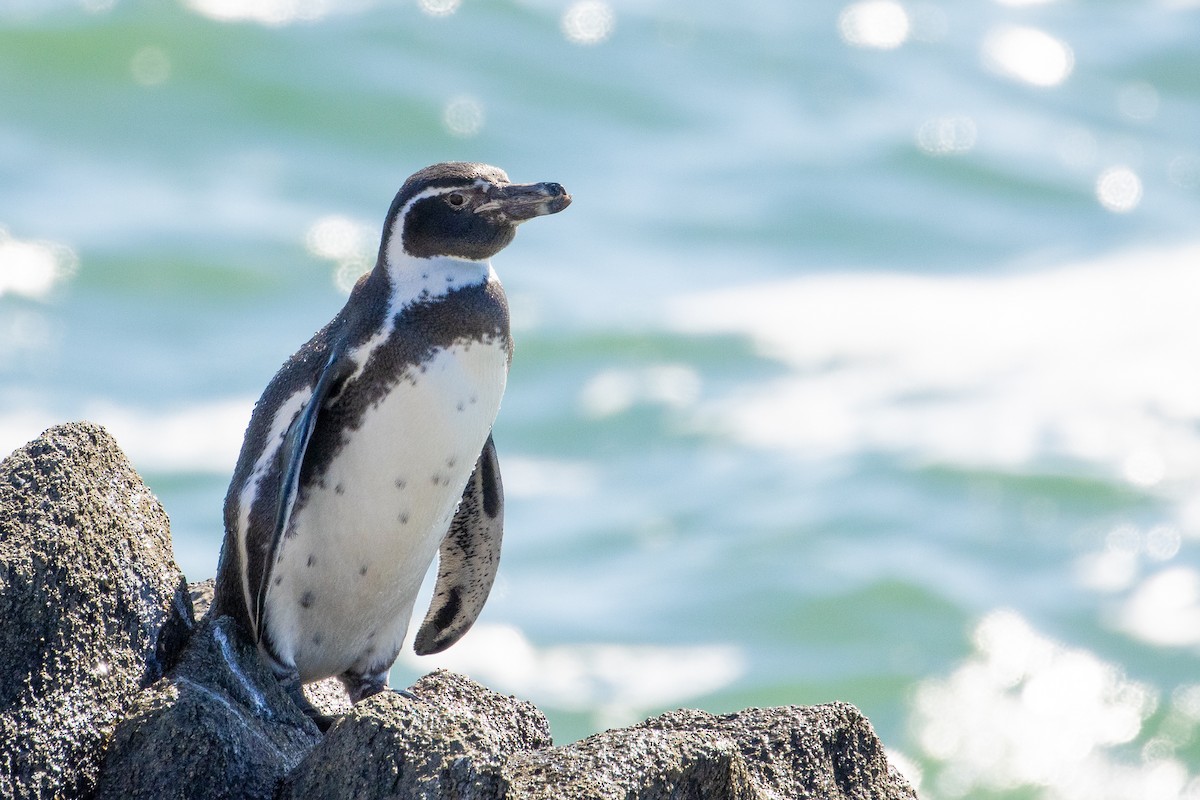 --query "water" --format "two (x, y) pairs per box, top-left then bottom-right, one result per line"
(3, 1), (1200, 796)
